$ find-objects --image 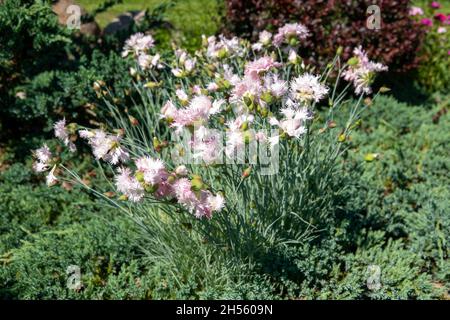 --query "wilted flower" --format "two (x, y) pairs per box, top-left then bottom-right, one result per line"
(54, 118), (76, 152)
(33, 144), (52, 173)
(46, 165), (58, 187)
